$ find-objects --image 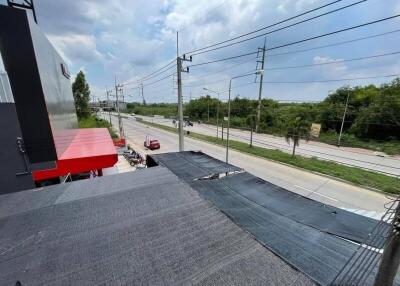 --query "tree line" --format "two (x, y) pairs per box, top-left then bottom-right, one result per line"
(183, 78), (400, 142)
(125, 79), (400, 153)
